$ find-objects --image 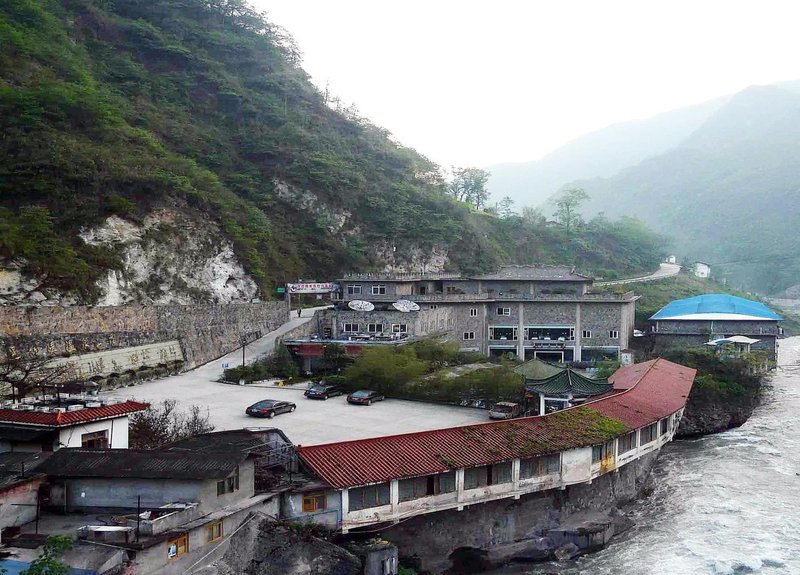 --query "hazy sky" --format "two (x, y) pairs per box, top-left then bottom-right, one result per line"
(256, 0), (800, 168)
